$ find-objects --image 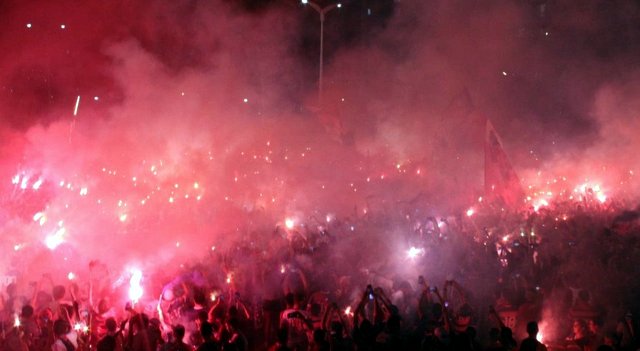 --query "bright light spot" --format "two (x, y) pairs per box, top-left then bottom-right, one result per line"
(20, 177), (29, 189)
(210, 292), (217, 301)
(211, 246), (216, 251)
(33, 212), (44, 222)
(67, 272), (76, 280)
(13, 244), (20, 251)
(194, 182), (199, 189)
(79, 187), (88, 196)
(45, 227), (66, 250)
(128, 269), (143, 303)
(176, 242), (180, 247)
(32, 178), (43, 190)
(94, 96), (99, 101)
(344, 306), (352, 315)
(533, 199), (549, 212)
(14, 315), (20, 327)
(502, 71), (508, 76)
(301, 0), (308, 3)
(60, 24), (66, 29)
(226, 274), (232, 284)
(537, 320), (550, 344)
(337, 3), (342, 7)
(285, 218), (295, 230)
(466, 208), (475, 217)
(597, 193), (607, 203)
(502, 235), (509, 243)
(169, 197), (174, 203)
(407, 246), (425, 259)
(243, 98), (248, 103)
(280, 264), (286, 274)
(26, 23), (32, 28)
(11, 174), (20, 184)
(119, 214), (128, 222)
